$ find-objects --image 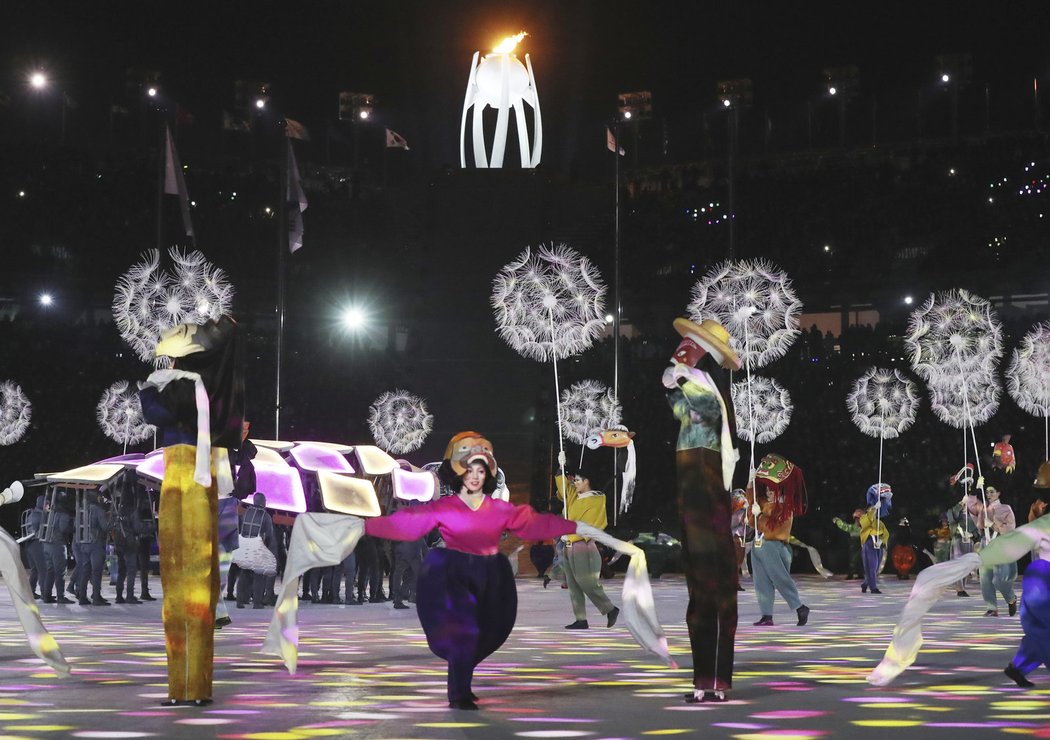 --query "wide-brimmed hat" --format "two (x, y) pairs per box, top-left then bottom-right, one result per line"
(672, 317), (741, 371)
